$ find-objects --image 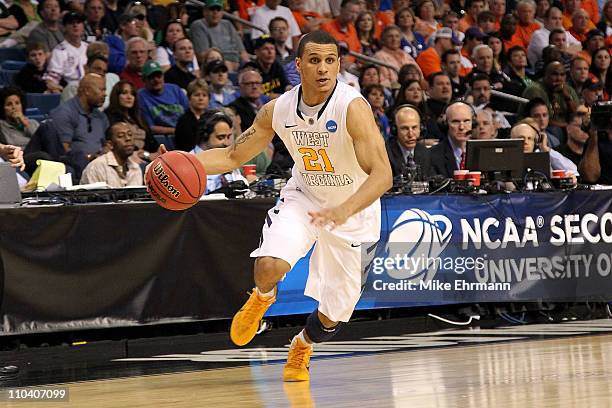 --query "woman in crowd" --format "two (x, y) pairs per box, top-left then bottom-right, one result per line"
(390, 79), (429, 115)
(414, 0), (439, 42)
(363, 83), (392, 140)
(105, 80), (159, 163)
(374, 25), (423, 88)
(175, 79), (210, 152)
(589, 47), (612, 100)
(155, 20), (200, 74)
(485, 32), (506, 73)
(0, 87), (38, 149)
(395, 7), (427, 59)
(200, 47), (225, 66)
(355, 10), (378, 56)
(596, 0), (612, 43)
(125, 1), (154, 42)
(359, 63), (394, 107)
